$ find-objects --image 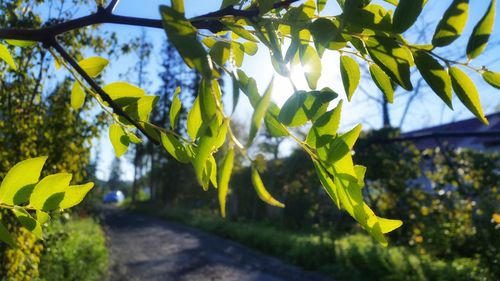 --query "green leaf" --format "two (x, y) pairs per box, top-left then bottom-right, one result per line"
(306, 100), (343, 148)
(265, 103), (290, 137)
(160, 5), (212, 78)
(313, 160), (340, 208)
(413, 50), (453, 109)
(369, 64), (394, 103)
(365, 37), (413, 90)
(248, 78), (274, 146)
(340, 55), (360, 101)
(71, 82), (85, 110)
(232, 75), (240, 114)
(226, 24), (259, 42)
(29, 173), (72, 211)
(0, 221), (16, 247)
(59, 182), (94, 209)
(5, 39), (36, 47)
(449, 67), (488, 125)
(187, 96), (203, 140)
(78, 57), (108, 78)
(109, 124), (130, 157)
(12, 207), (43, 239)
(210, 41), (231, 66)
(393, 0), (427, 33)
(378, 217), (403, 233)
(218, 148), (234, 218)
(482, 71), (500, 89)
(160, 132), (191, 163)
(326, 124), (362, 162)
(317, 0), (327, 12)
(36, 210), (50, 225)
(122, 95), (159, 123)
(278, 89), (338, 127)
(243, 42), (258, 56)
(192, 120), (220, 189)
(199, 79), (219, 122)
(0, 156), (47, 205)
(103, 82), (145, 106)
(466, 0), (496, 59)
(251, 166), (285, 208)
(432, 0), (469, 47)
(299, 45), (322, 90)
(170, 87), (182, 130)
(0, 44), (17, 70)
